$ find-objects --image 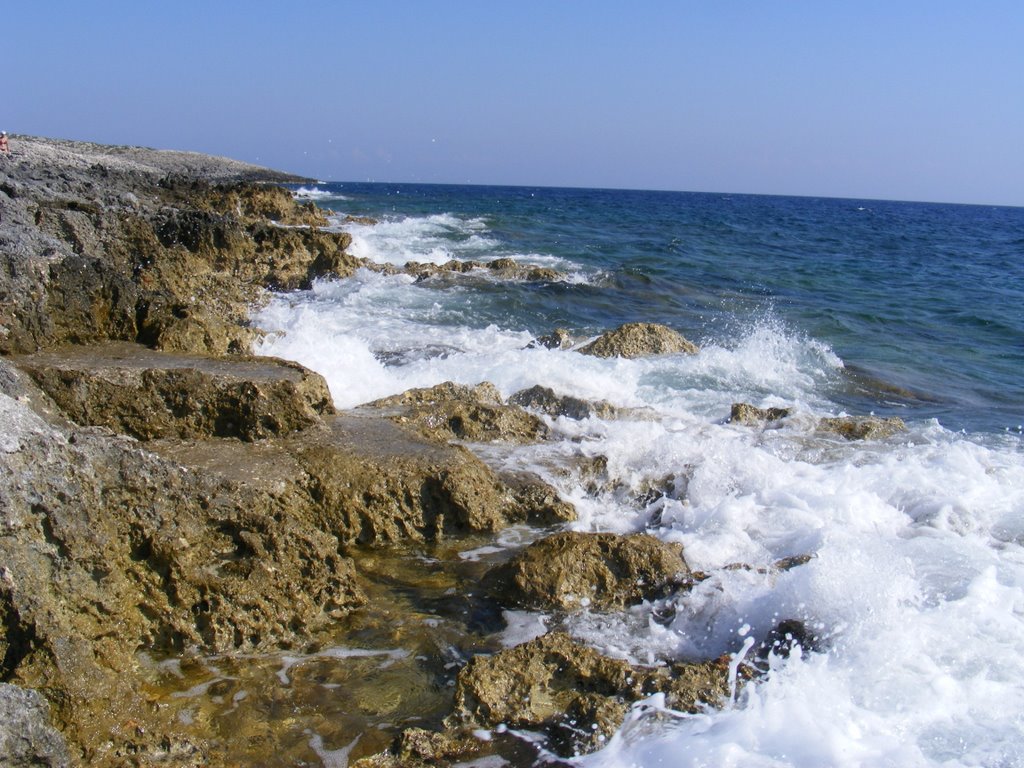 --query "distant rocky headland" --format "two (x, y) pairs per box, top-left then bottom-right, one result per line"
(1, 137), (883, 766)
